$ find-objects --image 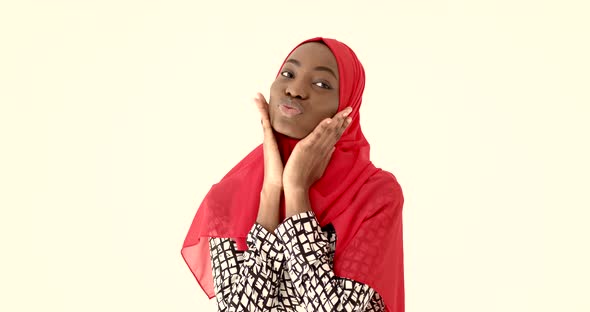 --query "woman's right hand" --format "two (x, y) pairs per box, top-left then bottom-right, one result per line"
(254, 93), (283, 231)
(254, 92), (284, 189)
